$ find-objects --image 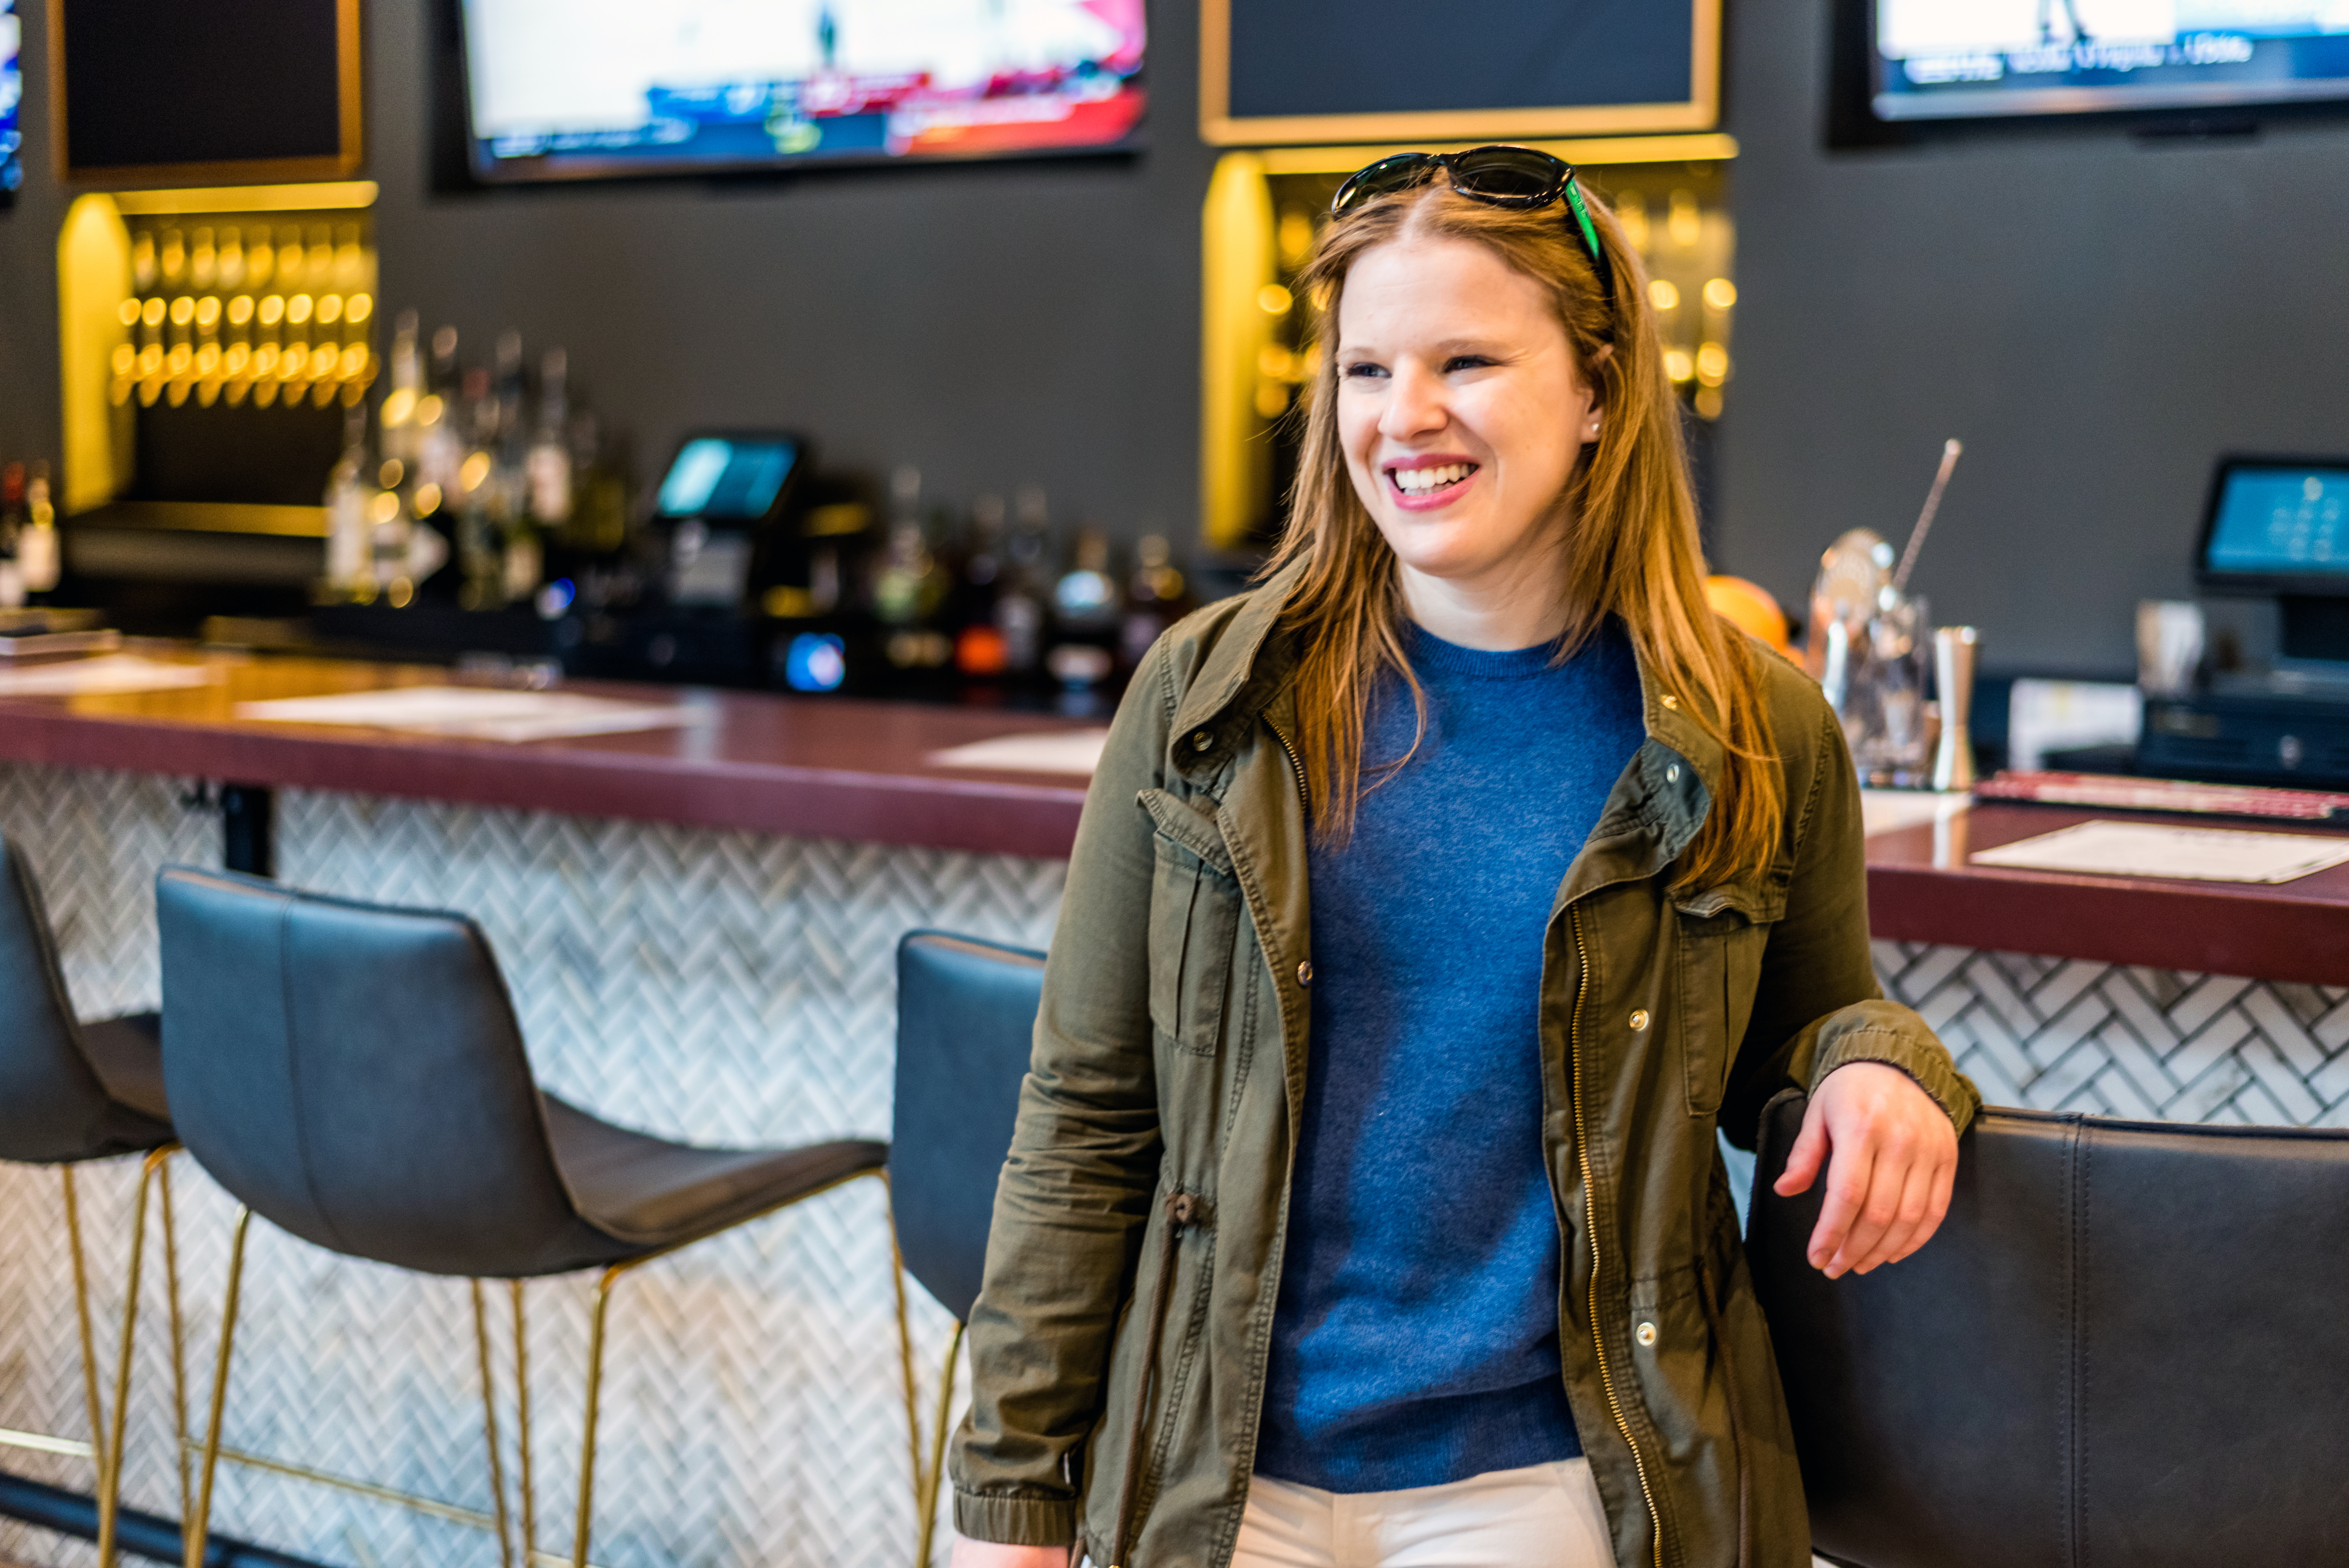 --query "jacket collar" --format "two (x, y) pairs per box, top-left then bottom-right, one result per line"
(1171, 559), (1762, 909)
